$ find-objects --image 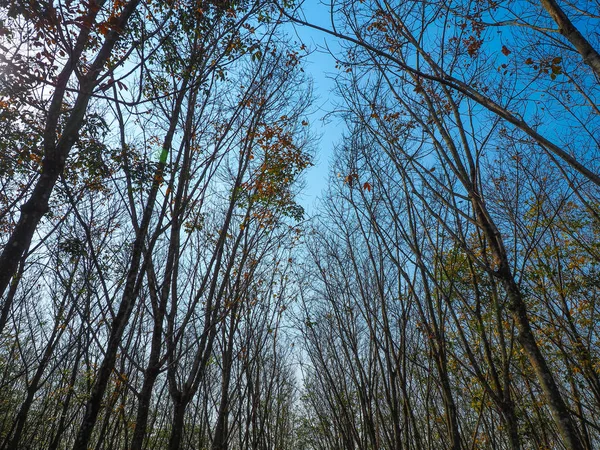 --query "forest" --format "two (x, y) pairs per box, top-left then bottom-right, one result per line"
(0, 0), (599, 448)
